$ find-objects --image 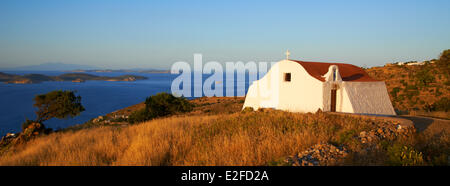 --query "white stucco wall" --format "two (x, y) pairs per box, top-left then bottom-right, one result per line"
(243, 64), (279, 110)
(343, 81), (396, 115)
(340, 85), (355, 113)
(277, 60), (324, 112)
(243, 60), (323, 113)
